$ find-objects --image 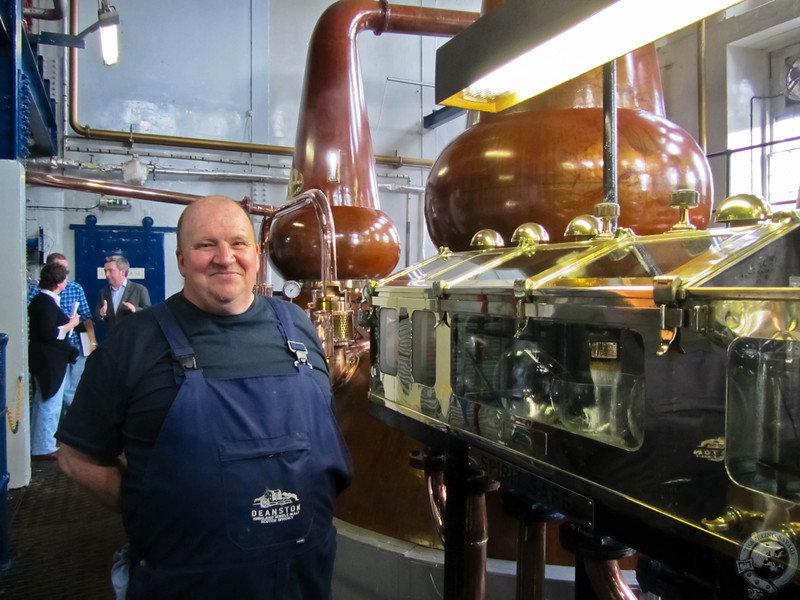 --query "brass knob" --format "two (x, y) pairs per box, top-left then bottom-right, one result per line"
(470, 229), (505, 249)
